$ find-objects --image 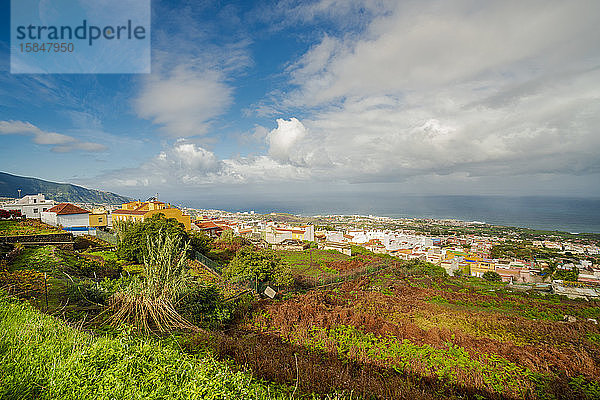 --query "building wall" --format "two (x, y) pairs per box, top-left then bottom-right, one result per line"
(3, 203), (54, 219)
(144, 208), (191, 230)
(57, 213), (90, 228)
(89, 213), (109, 228)
(40, 211), (58, 226)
